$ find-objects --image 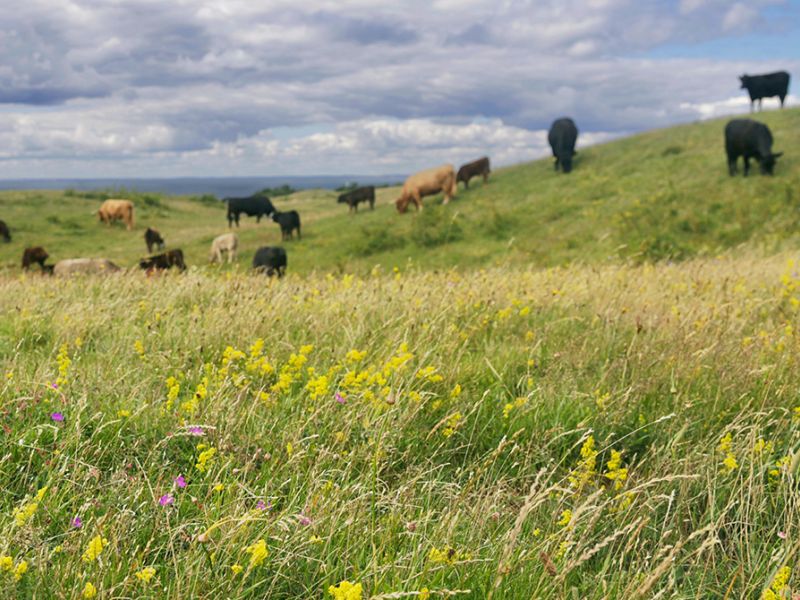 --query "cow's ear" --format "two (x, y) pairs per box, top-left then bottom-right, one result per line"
(739, 75), (745, 81)
(772, 152), (783, 159)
